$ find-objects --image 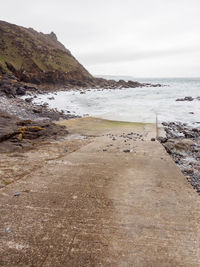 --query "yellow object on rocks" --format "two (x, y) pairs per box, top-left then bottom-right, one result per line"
(17, 126), (45, 141)
(17, 127), (27, 141)
(17, 133), (23, 141)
